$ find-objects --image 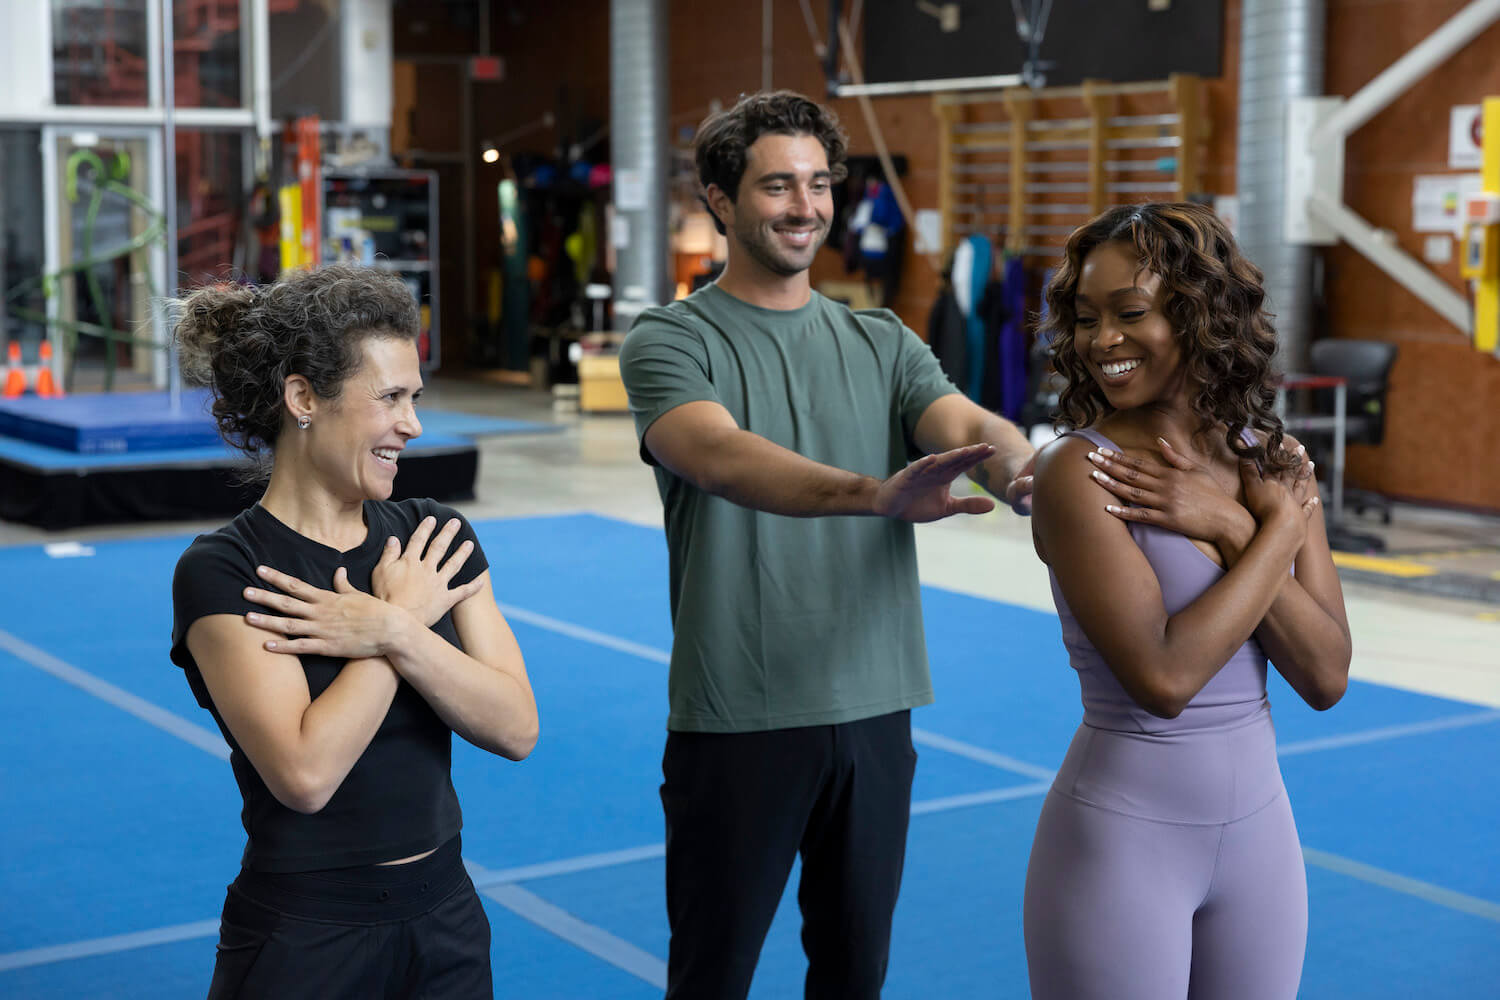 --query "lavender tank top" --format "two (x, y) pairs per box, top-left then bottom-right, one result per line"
(1047, 428), (1270, 734)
